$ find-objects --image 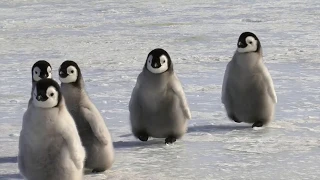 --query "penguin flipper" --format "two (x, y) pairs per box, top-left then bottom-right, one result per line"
(129, 83), (145, 138)
(221, 62), (232, 104)
(170, 74), (191, 119)
(60, 111), (86, 169)
(81, 106), (109, 145)
(262, 66), (277, 103)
